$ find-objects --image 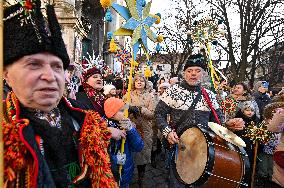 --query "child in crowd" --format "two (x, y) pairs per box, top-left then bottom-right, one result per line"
(235, 101), (260, 161)
(235, 101), (260, 187)
(104, 84), (117, 98)
(104, 97), (144, 188)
